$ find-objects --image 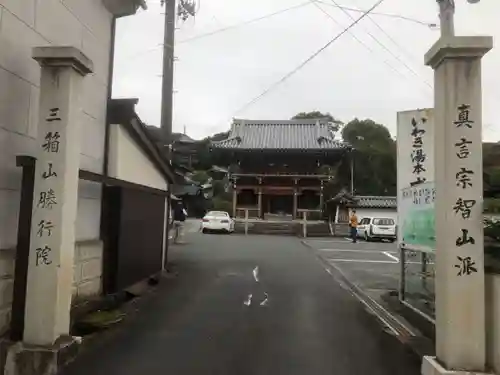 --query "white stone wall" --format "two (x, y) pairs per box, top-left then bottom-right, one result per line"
(0, 240), (103, 334)
(0, 0), (114, 250)
(355, 208), (398, 222)
(72, 240), (103, 301)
